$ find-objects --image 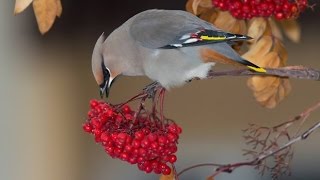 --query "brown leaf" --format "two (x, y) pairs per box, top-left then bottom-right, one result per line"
(33, 0), (58, 34)
(207, 176), (215, 180)
(213, 11), (237, 32)
(268, 18), (283, 40)
(242, 36), (273, 64)
(14, 0), (33, 14)
(186, 0), (194, 13)
(272, 39), (288, 63)
(187, 0), (212, 15)
(56, 0), (62, 17)
(247, 17), (267, 41)
(245, 35), (291, 108)
(199, 9), (218, 24)
(280, 19), (301, 43)
(159, 169), (174, 180)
